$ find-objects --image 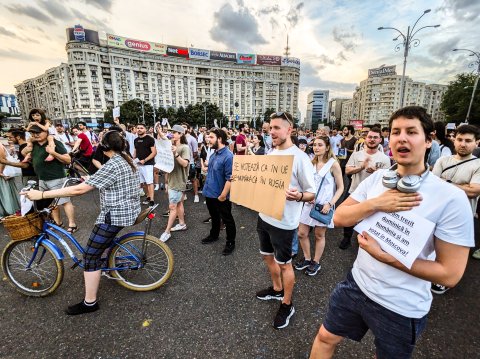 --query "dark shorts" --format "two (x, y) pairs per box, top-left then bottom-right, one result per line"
(188, 164), (197, 180)
(256, 216), (295, 264)
(323, 271), (427, 359)
(84, 213), (123, 271)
